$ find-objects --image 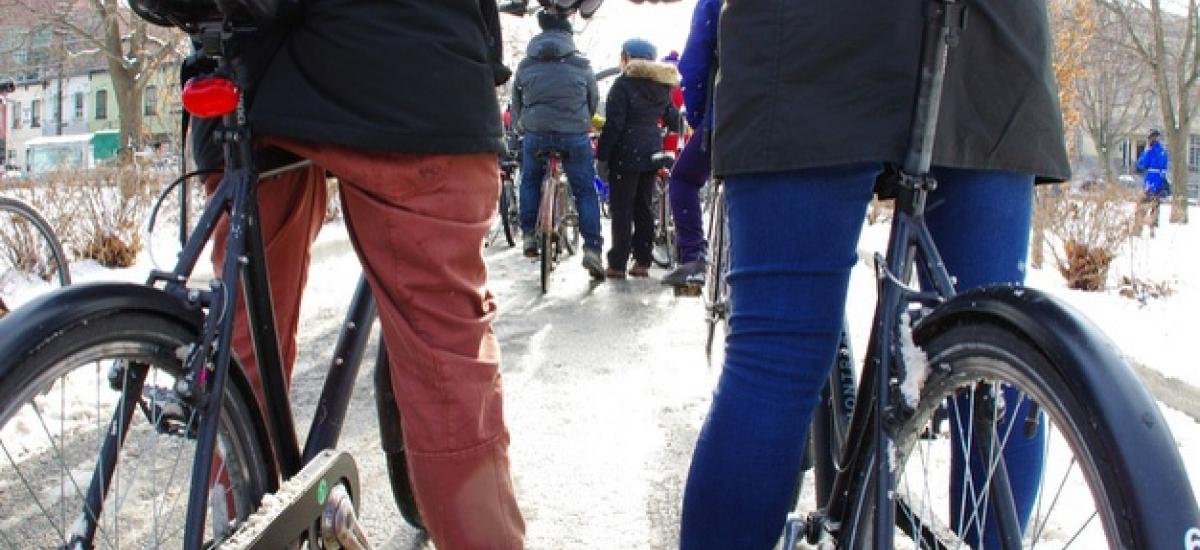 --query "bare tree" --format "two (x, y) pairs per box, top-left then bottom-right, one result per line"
(1077, 9), (1154, 184)
(2, 0), (186, 160)
(1096, 0), (1200, 223)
